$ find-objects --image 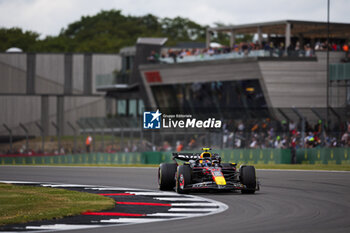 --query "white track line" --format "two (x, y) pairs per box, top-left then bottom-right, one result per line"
(101, 218), (169, 223)
(0, 181), (41, 184)
(85, 187), (143, 191)
(171, 203), (218, 207)
(154, 197), (204, 201)
(26, 224), (102, 230)
(147, 213), (204, 217)
(128, 192), (181, 196)
(41, 184), (95, 188)
(168, 208), (216, 212)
